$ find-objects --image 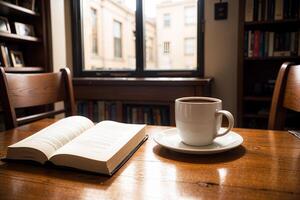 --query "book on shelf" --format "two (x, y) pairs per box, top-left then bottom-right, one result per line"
(77, 101), (117, 122)
(274, 0), (283, 20)
(245, 0), (254, 22)
(0, 43), (11, 67)
(245, 0), (300, 22)
(244, 30), (299, 58)
(125, 105), (170, 126)
(4, 116), (147, 175)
